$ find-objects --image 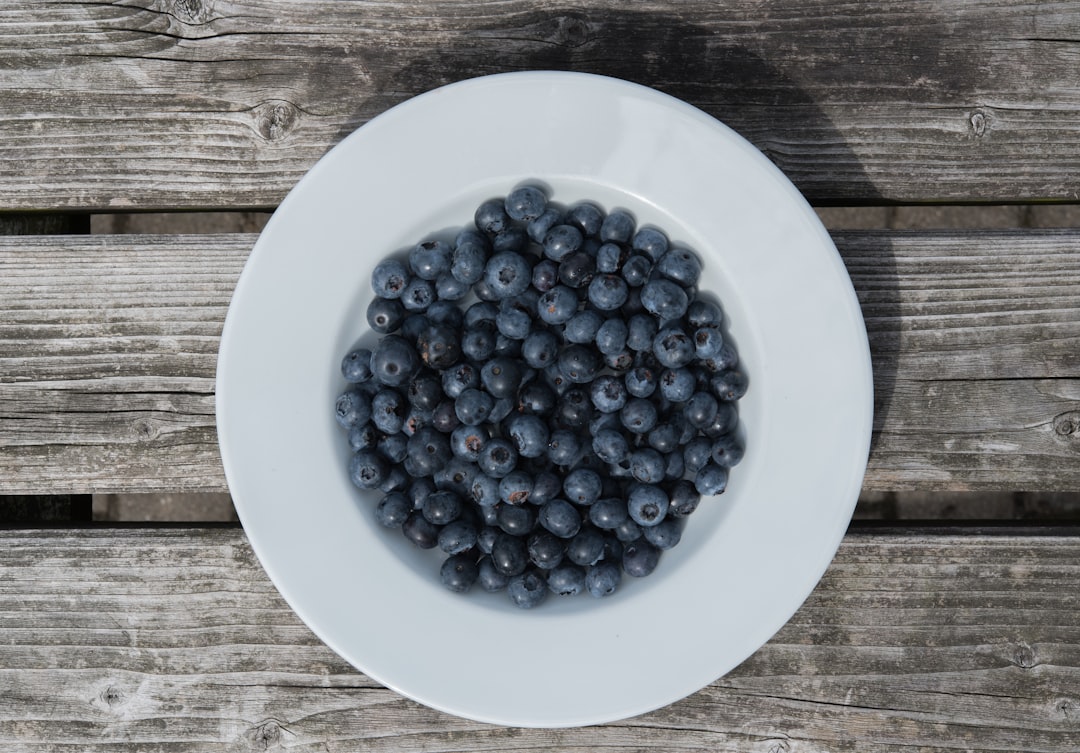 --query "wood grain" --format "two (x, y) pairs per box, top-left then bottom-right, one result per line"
(2, 230), (1080, 493)
(3, 1), (1080, 210)
(1, 526), (1078, 751)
